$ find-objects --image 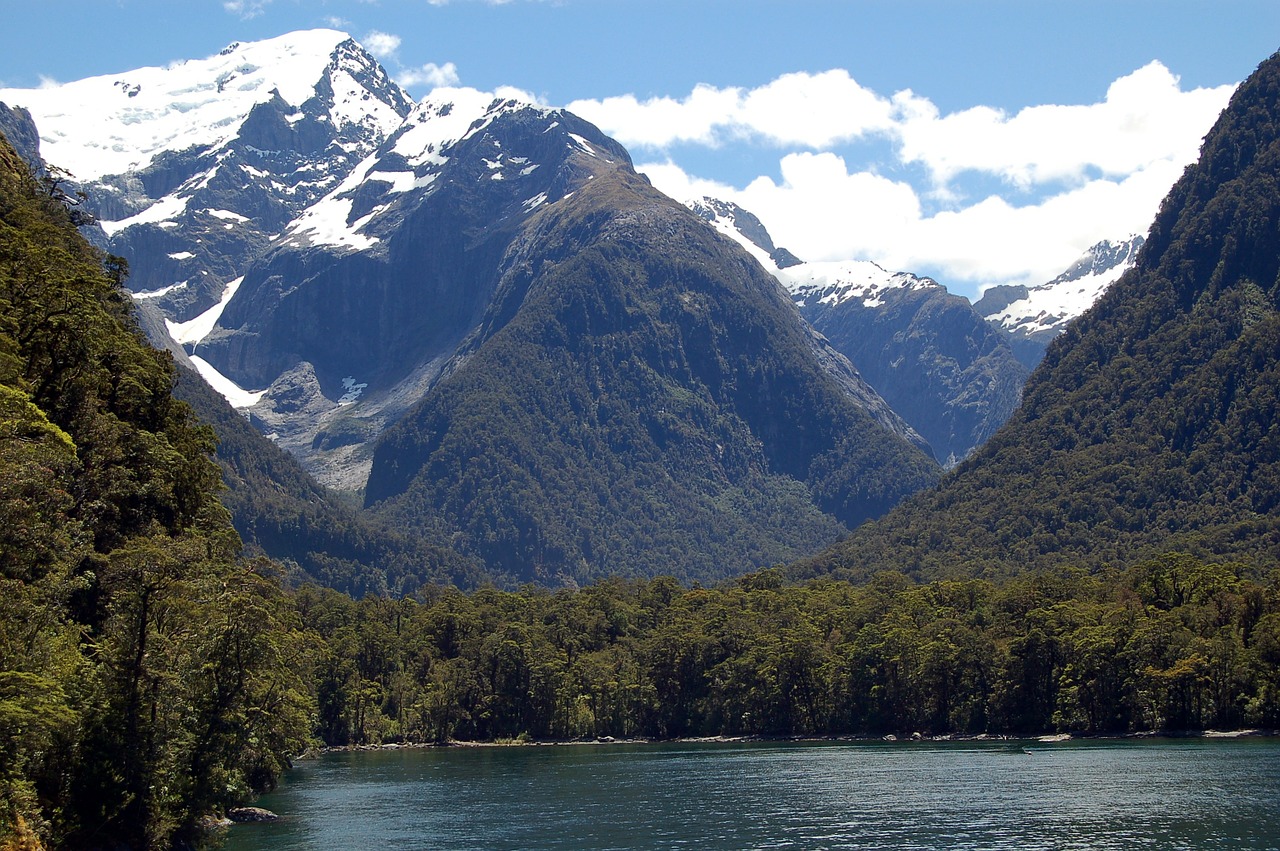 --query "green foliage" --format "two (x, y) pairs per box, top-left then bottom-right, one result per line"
(803, 51), (1280, 582)
(289, 555), (1280, 744)
(367, 171), (938, 585)
(0, 134), (310, 849)
(171, 367), (483, 596)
